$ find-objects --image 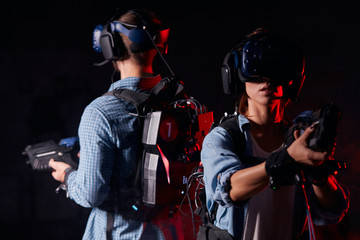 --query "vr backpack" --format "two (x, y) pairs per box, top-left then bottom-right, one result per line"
(102, 77), (213, 219)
